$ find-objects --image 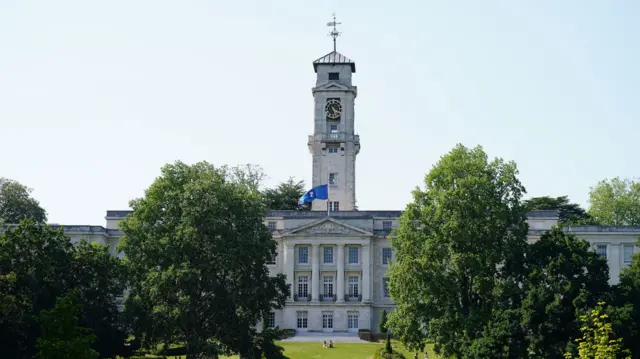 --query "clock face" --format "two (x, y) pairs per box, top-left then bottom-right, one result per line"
(325, 99), (342, 119)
